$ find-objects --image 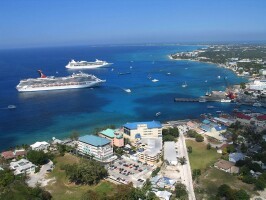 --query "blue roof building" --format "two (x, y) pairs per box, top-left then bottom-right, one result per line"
(79, 135), (110, 147)
(123, 121), (162, 130)
(123, 121), (162, 140)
